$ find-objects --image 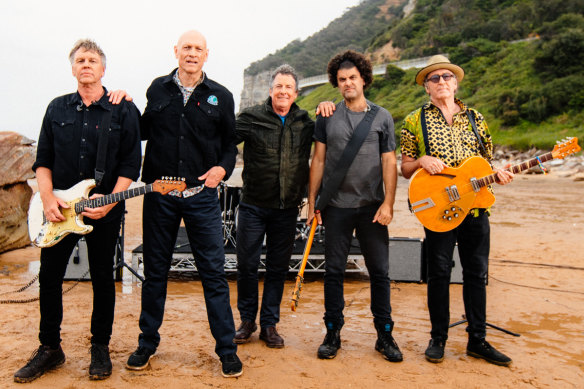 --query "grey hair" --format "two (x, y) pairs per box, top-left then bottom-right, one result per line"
(270, 64), (299, 91)
(69, 39), (106, 67)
